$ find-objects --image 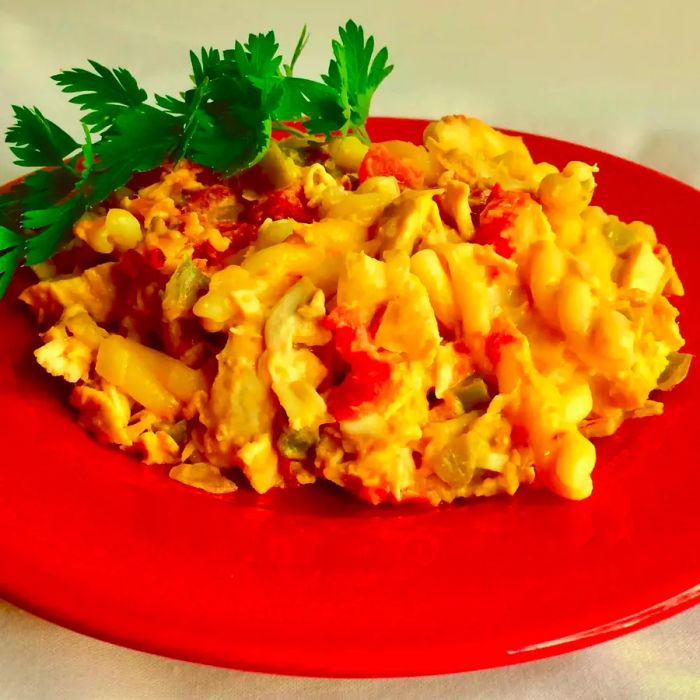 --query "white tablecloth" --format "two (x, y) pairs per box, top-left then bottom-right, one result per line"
(0, 601), (698, 699)
(1, 1), (698, 697)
